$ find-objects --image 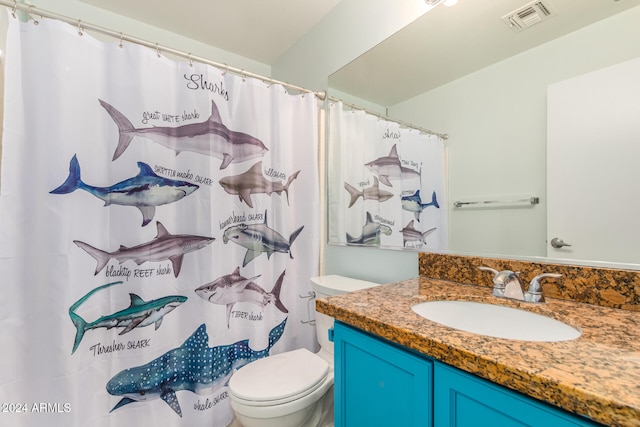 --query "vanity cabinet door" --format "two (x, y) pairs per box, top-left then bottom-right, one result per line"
(434, 363), (602, 427)
(334, 322), (433, 427)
